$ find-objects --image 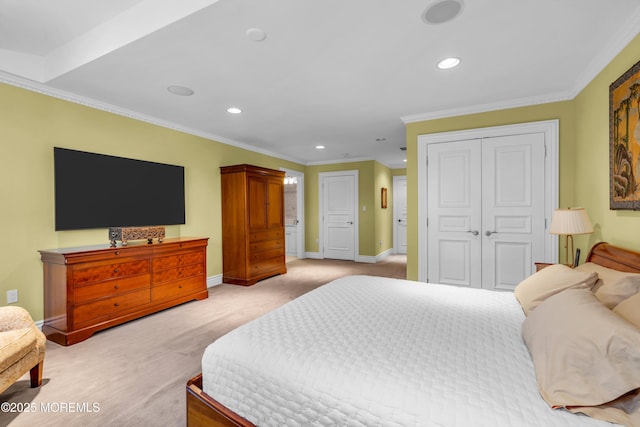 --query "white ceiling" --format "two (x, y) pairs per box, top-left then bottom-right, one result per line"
(2, 0), (640, 168)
